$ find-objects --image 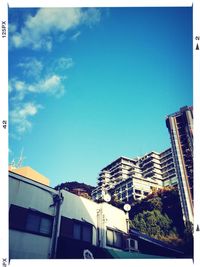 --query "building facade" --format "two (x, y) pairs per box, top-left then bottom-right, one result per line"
(9, 169), (183, 259)
(166, 106), (193, 223)
(9, 171), (56, 259)
(92, 148), (177, 203)
(9, 170), (131, 259)
(160, 148), (177, 187)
